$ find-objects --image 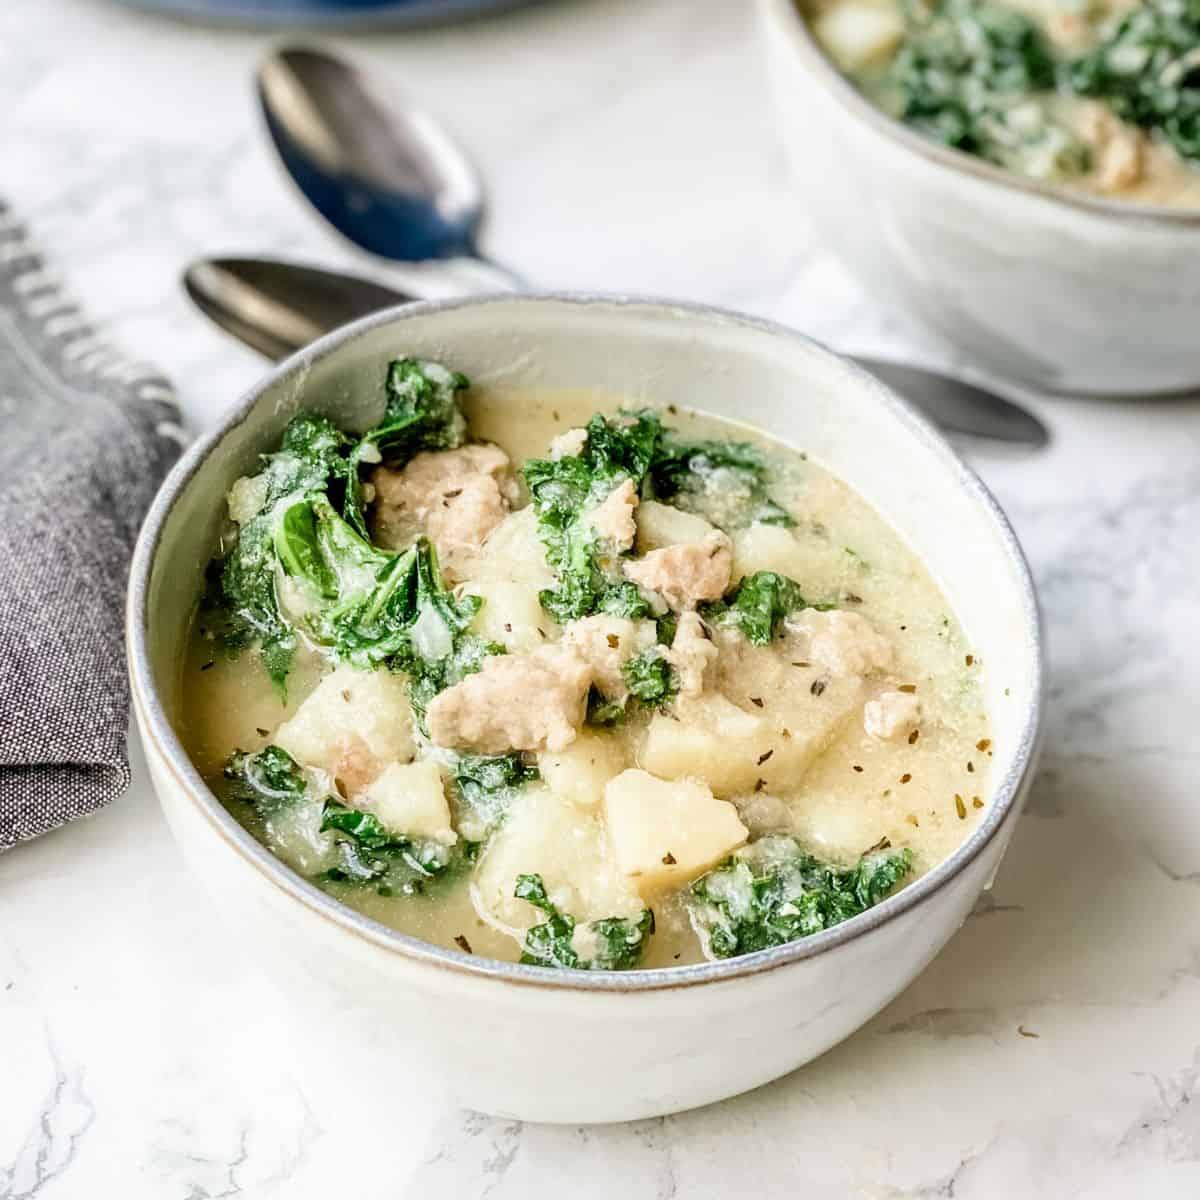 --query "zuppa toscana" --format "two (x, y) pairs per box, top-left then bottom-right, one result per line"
(806, 0), (1200, 206)
(182, 359), (992, 970)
